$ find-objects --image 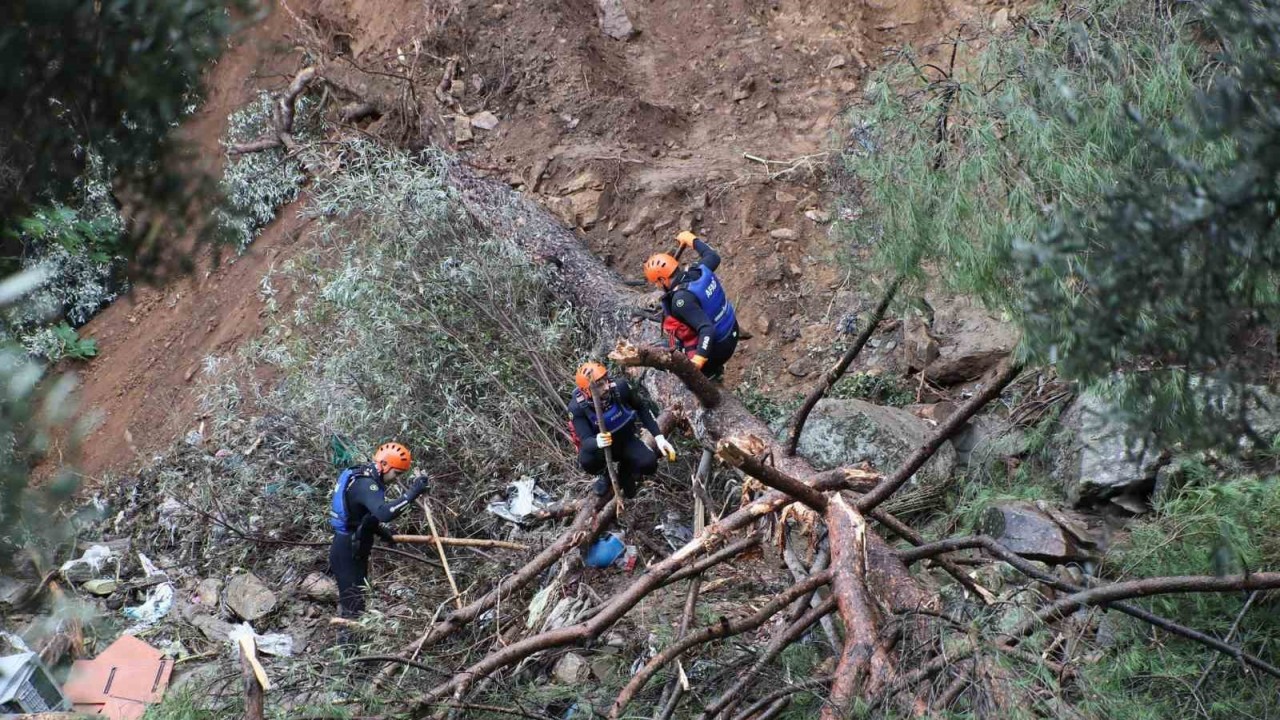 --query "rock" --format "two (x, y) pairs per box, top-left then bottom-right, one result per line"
(982, 502), (1088, 563)
(787, 358), (815, 377)
(568, 189), (605, 229)
(796, 398), (957, 486)
(774, 189), (798, 203)
(0, 576), (32, 610)
(552, 651), (591, 684)
(82, 579), (118, 596)
(992, 7), (1012, 30)
(468, 73), (485, 95)
(922, 297), (1018, 384)
(758, 315), (772, 335)
(902, 316), (939, 373)
(470, 111), (500, 130)
(597, 0), (637, 40)
(826, 55), (848, 70)
(805, 209), (831, 224)
(1056, 391), (1166, 505)
(754, 256), (785, 285)
(300, 572), (338, 602)
(769, 228), (797, 240)
(733, 76), (755, 102)
(224, 573), (276, 621)
(195, 578), (221, 608)
(453, 115), (473, 143)
(905, 402), (957, 424)
(951, 414), (1029, 468)
(190, 613), (236, 643)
